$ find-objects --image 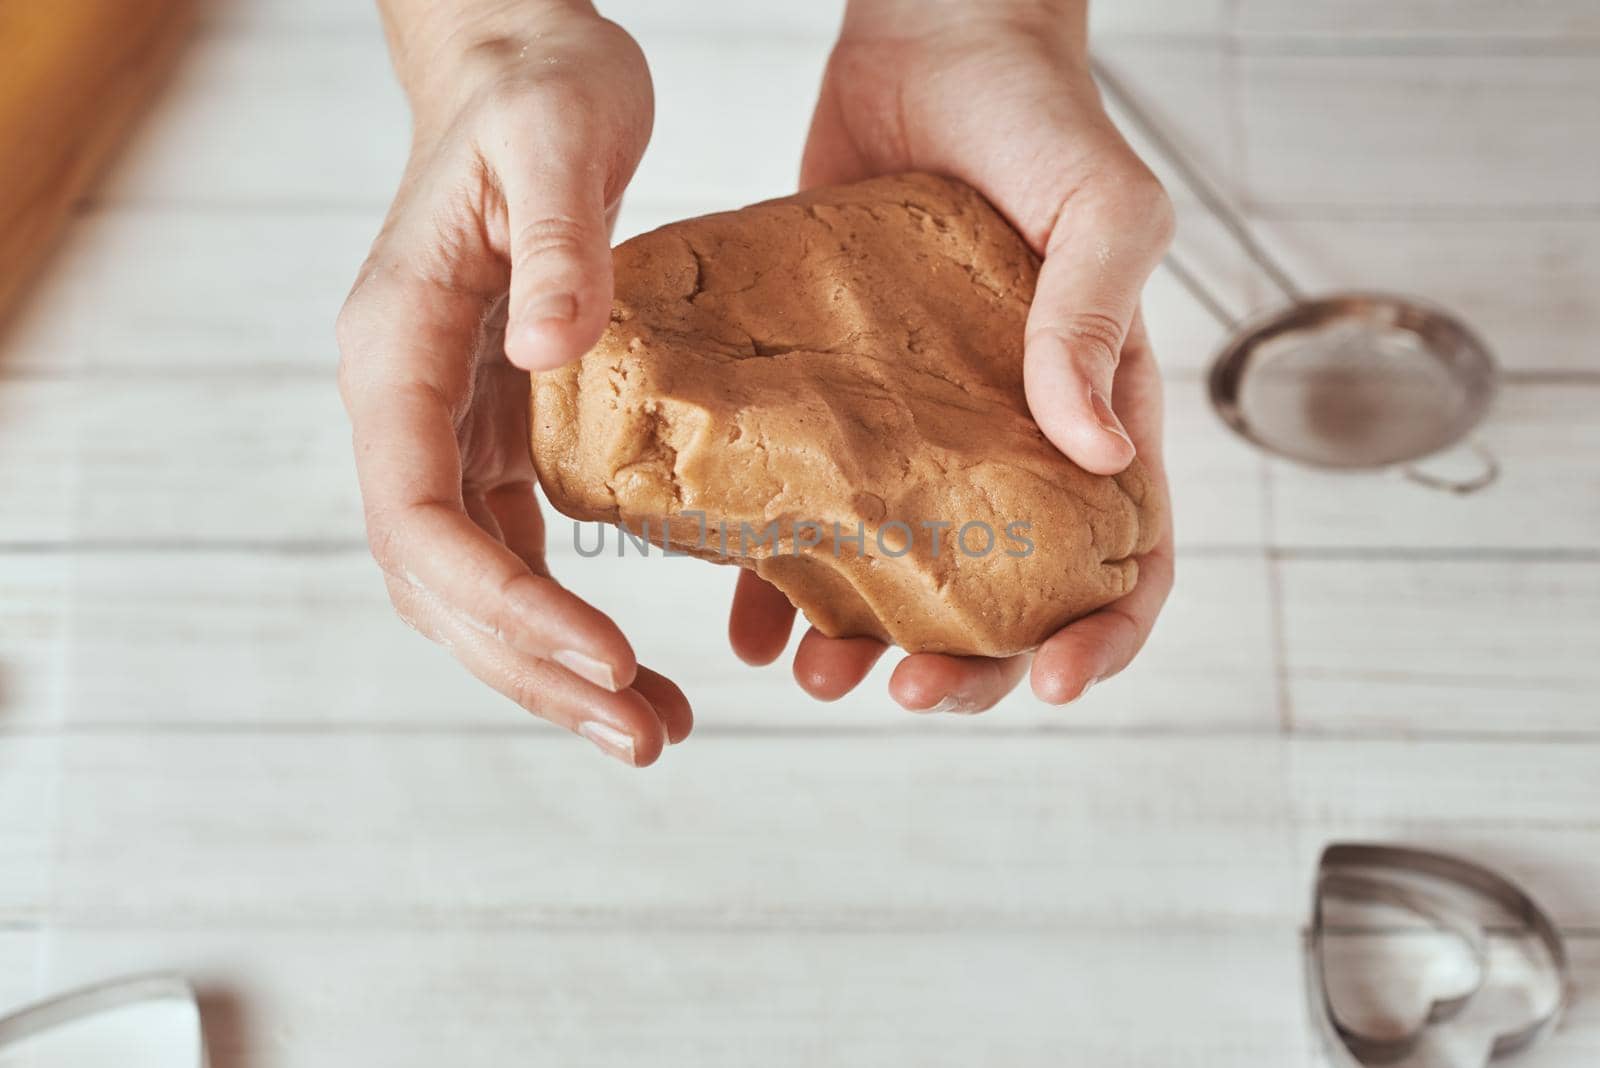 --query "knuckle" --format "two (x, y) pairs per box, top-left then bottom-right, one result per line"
(481, 74), (597, 143)
(1138, 179), (1178, 249)
(512, 214), (594, 271)
(1082, 165), (1176, 248)
(1035, 312), (1126, 370)
(508, 669), (550, 716)
(365, 517), (407, 577)
(335, 354), (361, 413)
